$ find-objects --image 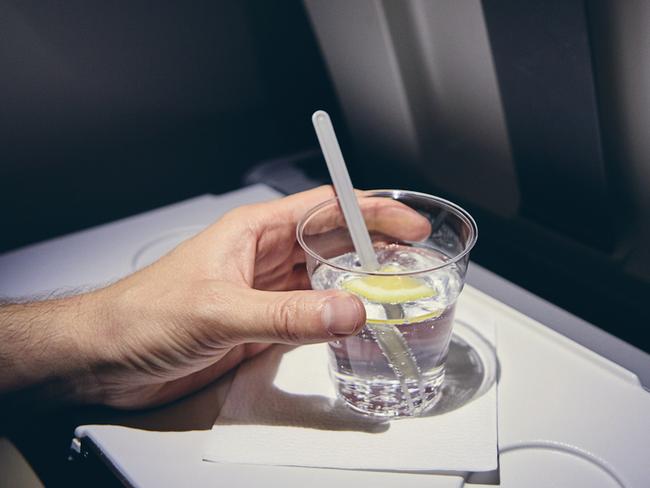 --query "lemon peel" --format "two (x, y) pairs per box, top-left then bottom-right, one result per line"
(341, 266), (437, 304)
(366, 309), (443, 325)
